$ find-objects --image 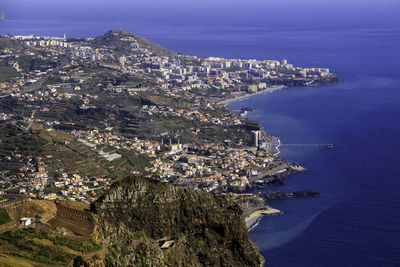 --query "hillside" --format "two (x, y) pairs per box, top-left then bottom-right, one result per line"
(91, 29), (176, 57)
(92, 176), (265, 266)
(0, 177), (264, 266)
(0, 200), (103, 266)
(0, 122), (152, 183)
